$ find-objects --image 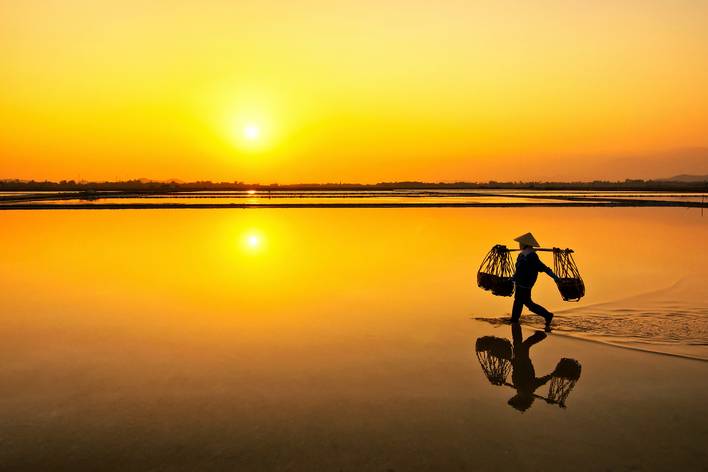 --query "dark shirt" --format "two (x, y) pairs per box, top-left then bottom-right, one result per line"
(514, 251), (553, 288)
